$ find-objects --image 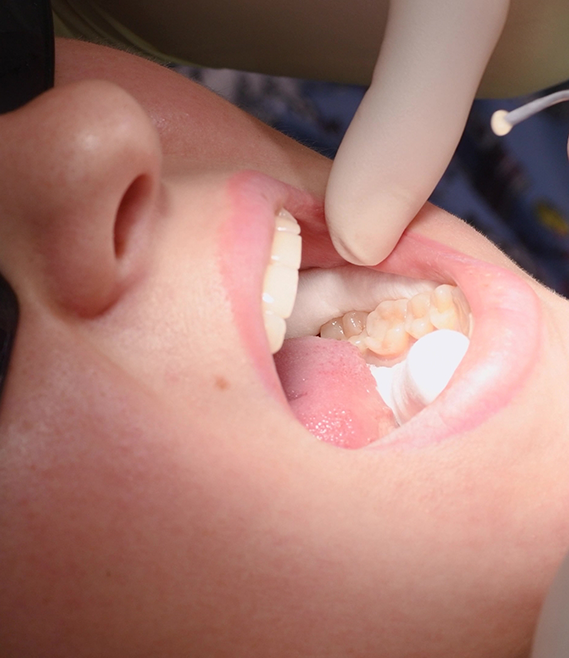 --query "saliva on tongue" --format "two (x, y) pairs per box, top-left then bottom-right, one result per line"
(274, 336), (397, 449)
